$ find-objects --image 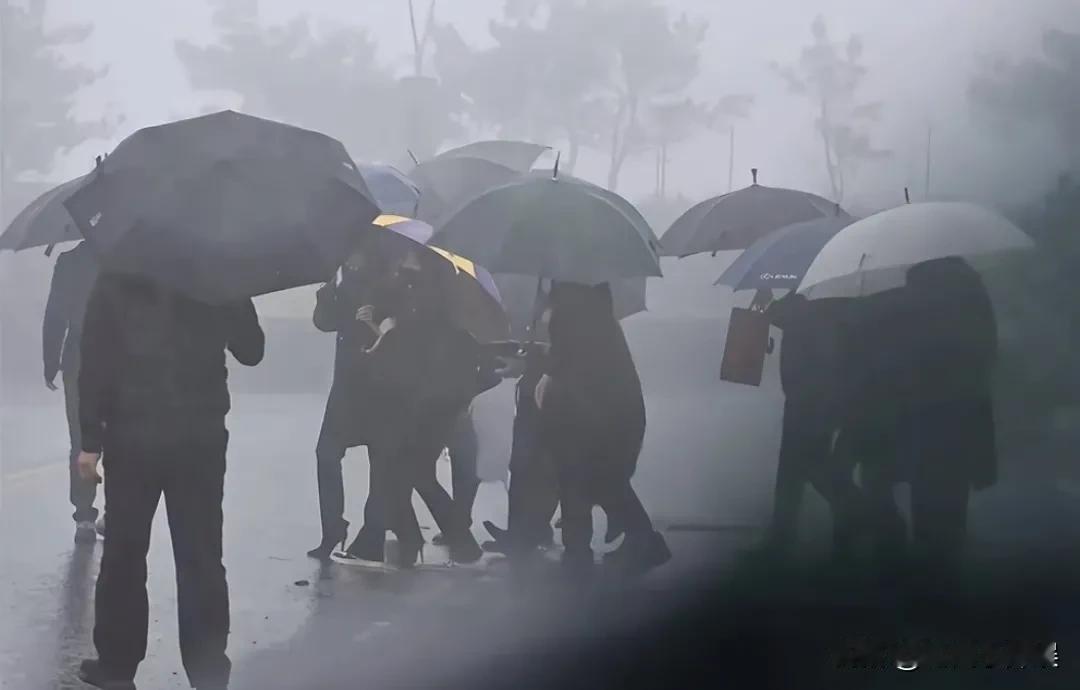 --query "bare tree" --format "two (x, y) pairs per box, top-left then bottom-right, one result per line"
(774, 16), (889, 202)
